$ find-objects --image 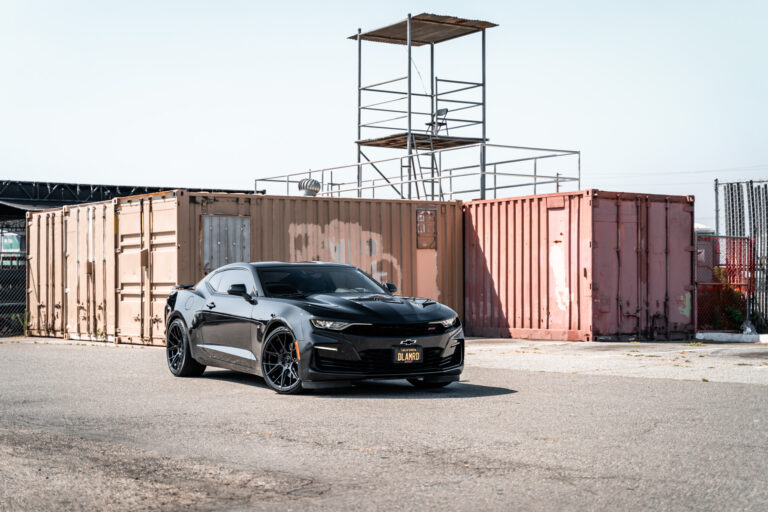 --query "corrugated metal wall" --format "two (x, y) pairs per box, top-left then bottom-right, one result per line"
(463, 190), (695, 340)
(28, 192), (181, 345)
(463, 192), (593, 340)
(591, 192), (695, 339)
(177, 193), (463, 316)
(28, 190), (463, 344)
